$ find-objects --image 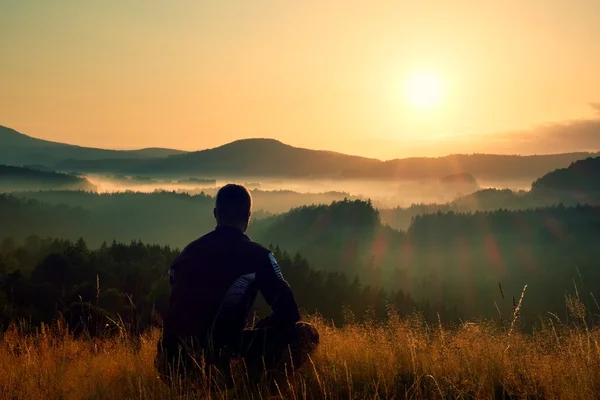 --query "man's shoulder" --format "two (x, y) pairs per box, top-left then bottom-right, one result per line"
(178, 232), (272, 259)
(245, 239), (284, 279)
(242, 237), (273, 257)
(171, 231), (217, 267)
(181, 231), (216, 253)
